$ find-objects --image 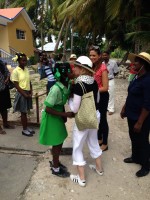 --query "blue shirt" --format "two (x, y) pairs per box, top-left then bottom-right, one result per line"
(125, 73), (150, 120)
